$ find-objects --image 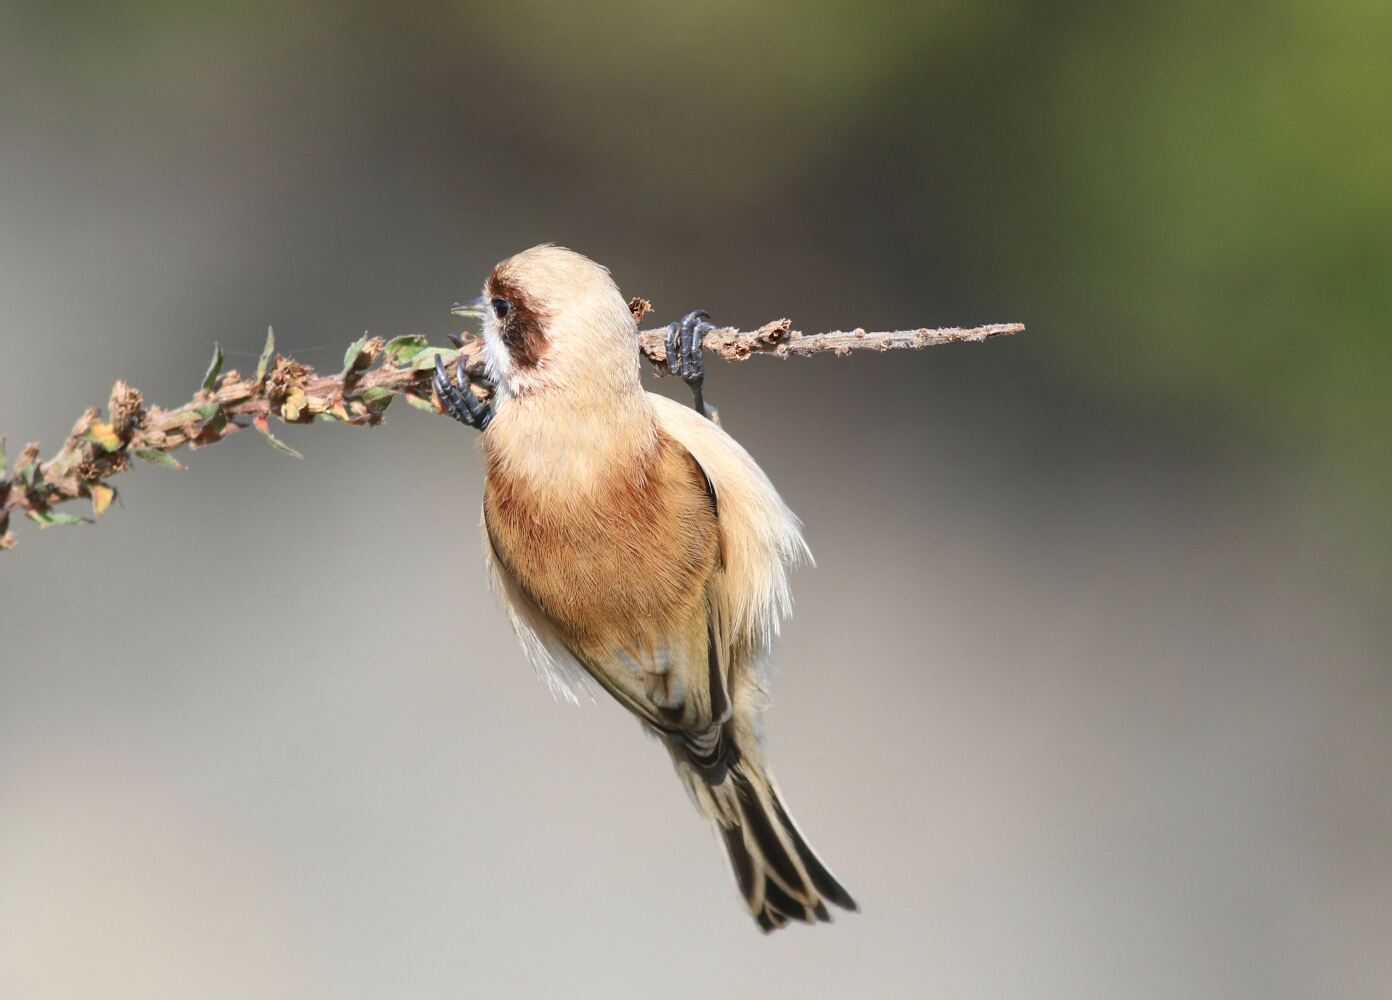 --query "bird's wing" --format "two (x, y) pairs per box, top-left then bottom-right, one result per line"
(647, 393), (810, 652)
